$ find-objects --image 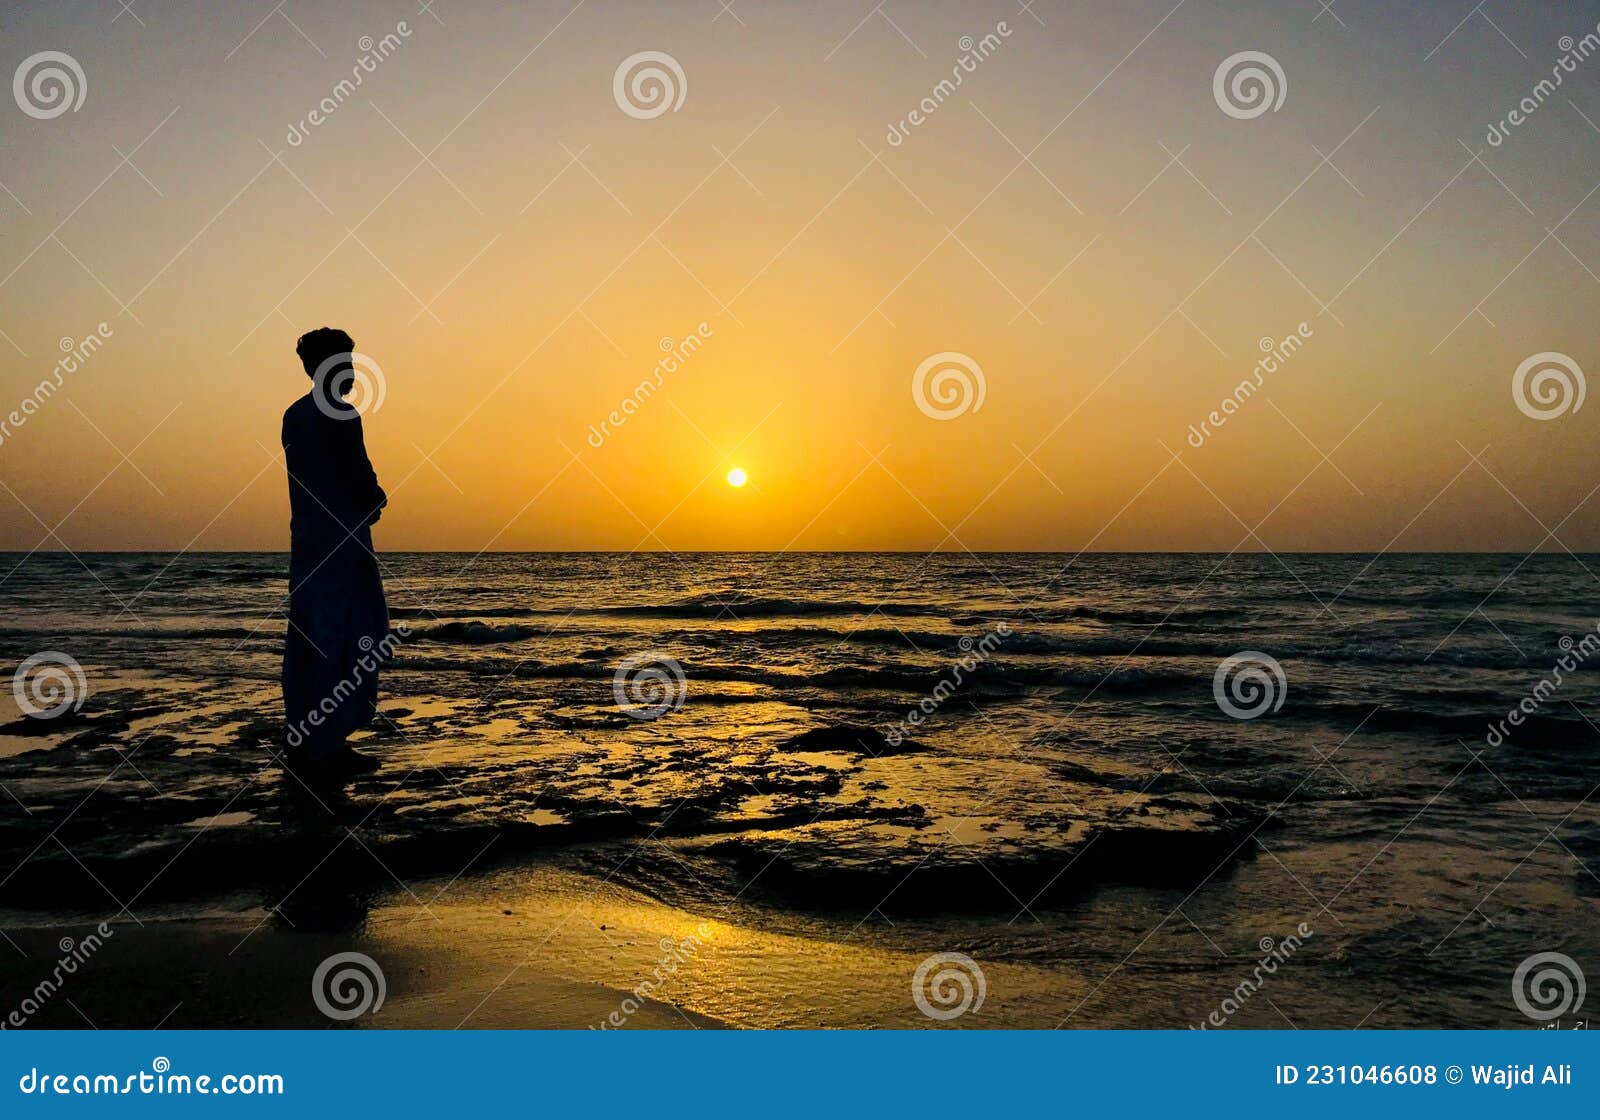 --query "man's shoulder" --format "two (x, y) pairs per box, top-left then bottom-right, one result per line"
(282, 394), (319, 442)
(283, 393), (363, 441)
(285, 393), (341, 426)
